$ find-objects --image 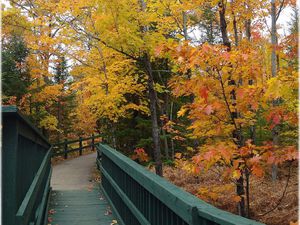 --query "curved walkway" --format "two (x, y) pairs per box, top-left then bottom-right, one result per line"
(51, 152), (97, 190)
(48, 153), (117, 225)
